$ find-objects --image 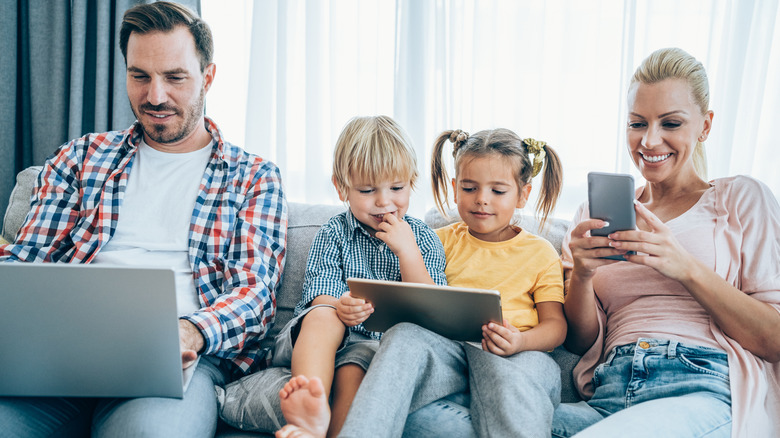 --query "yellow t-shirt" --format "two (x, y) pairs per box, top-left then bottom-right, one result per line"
(436, 222), (564, 331)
